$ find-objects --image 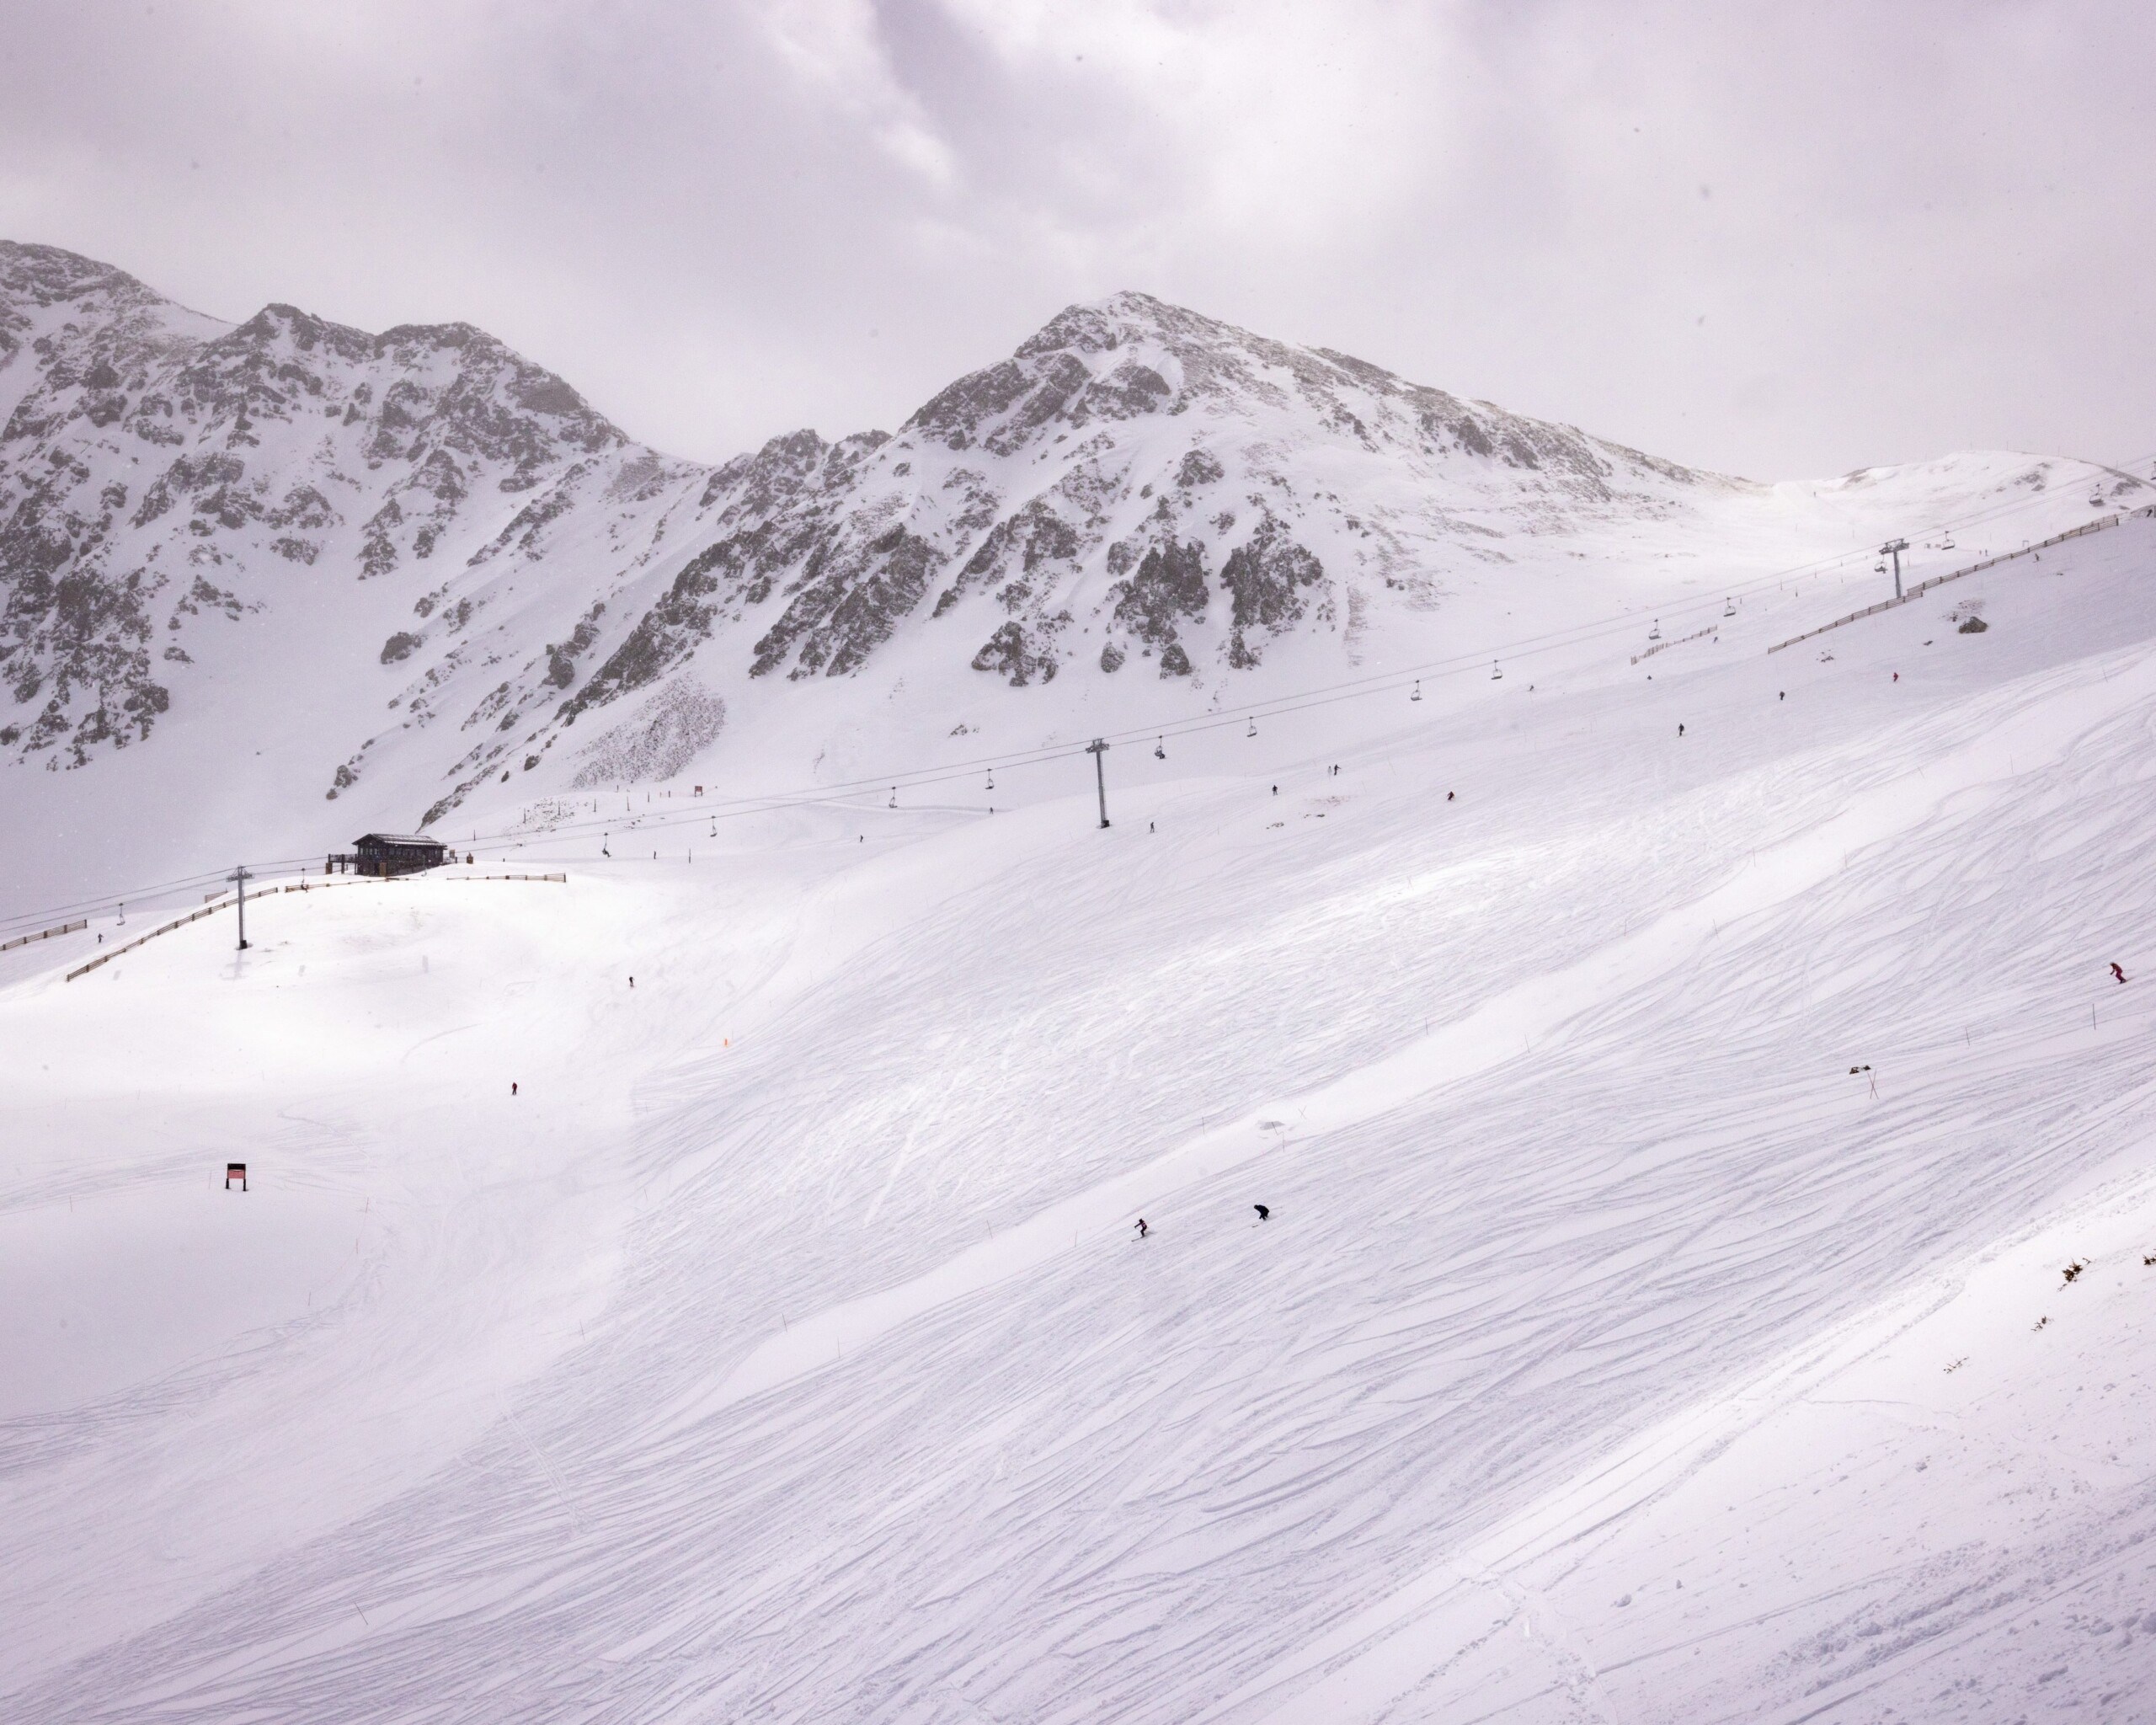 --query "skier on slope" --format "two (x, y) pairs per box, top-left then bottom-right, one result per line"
(1254, 1204), (1270, 1220)
(1135, 1218), (1150, 1239)
(2111, 963), (2127, 985)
